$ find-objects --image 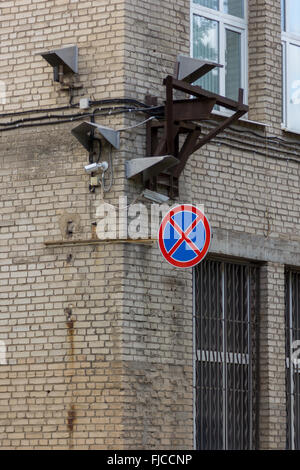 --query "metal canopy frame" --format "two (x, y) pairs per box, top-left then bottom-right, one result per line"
(146, 70), (248, 198)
